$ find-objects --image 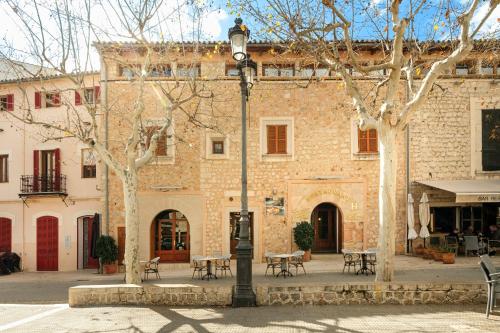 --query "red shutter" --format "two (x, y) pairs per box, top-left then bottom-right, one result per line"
(54, 148), (61, 191)
(33, 150), (39, 191)
(94, 86), (101, 103)
(277, 125), (287, 154)
(6, 94), (14, 111)
(267, 125), (276, 154)
(35, 92), (41, 109)
(0, 218), (11, 252)
(75, 91), (81, 105)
